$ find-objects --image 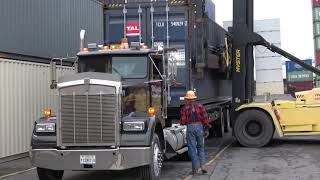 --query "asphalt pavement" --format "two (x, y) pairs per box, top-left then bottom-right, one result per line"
(5, 136), (320, 180)
(209, 137), (320, 180)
